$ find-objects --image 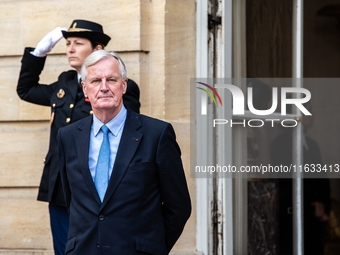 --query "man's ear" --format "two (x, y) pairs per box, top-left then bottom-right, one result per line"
(122, 78), (128, 95)
(82, 81), (87, 97)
